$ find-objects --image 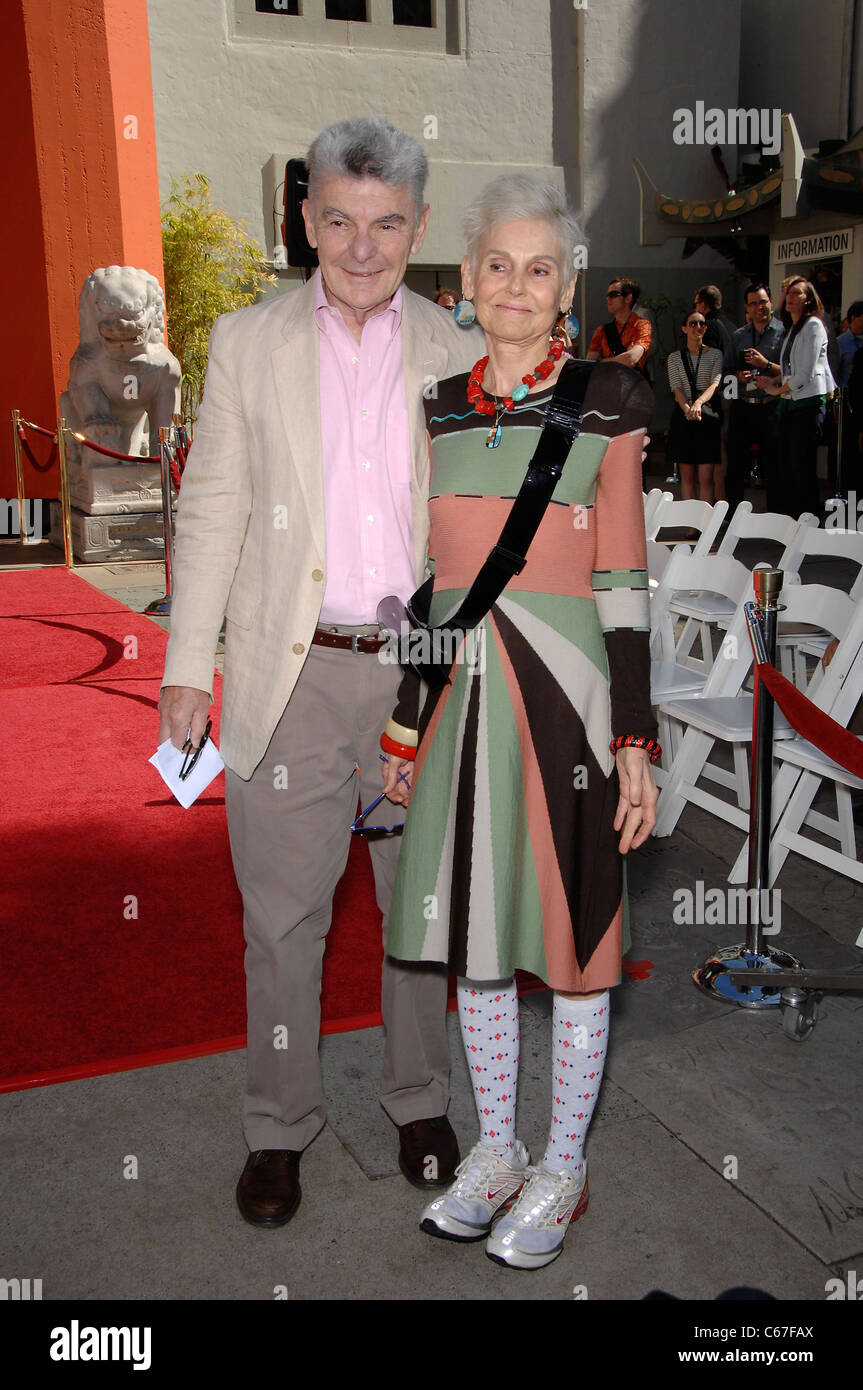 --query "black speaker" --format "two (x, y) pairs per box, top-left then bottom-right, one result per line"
(283, 159), (318, 270)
